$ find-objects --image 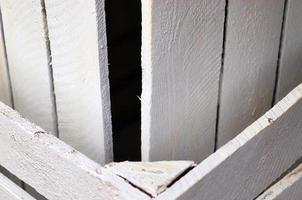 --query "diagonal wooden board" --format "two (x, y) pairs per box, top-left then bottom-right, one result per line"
(256, 163), (302, 200)
(0, 172), (34, 200)
(0, 101), (149, 200)
(105, 161), (195, 197)
(156, 83), (302, 200)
